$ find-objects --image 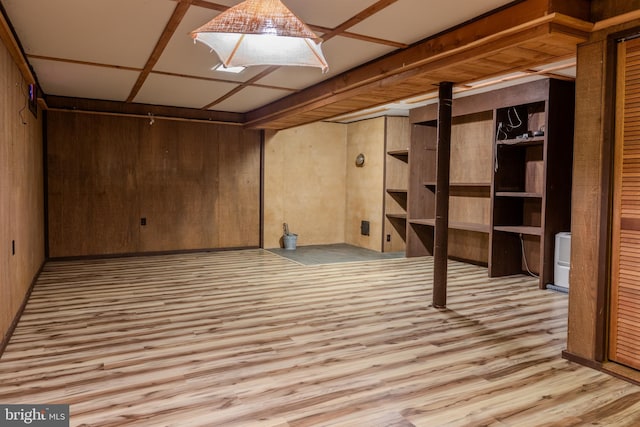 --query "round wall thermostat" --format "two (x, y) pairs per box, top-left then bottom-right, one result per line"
(355, 153), (365, 167)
